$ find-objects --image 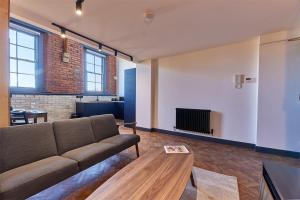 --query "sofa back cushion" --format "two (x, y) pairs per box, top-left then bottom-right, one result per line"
(53, 118), (96, 154)
(90, 114), (119, 141)
(0, 123), (57, 173)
